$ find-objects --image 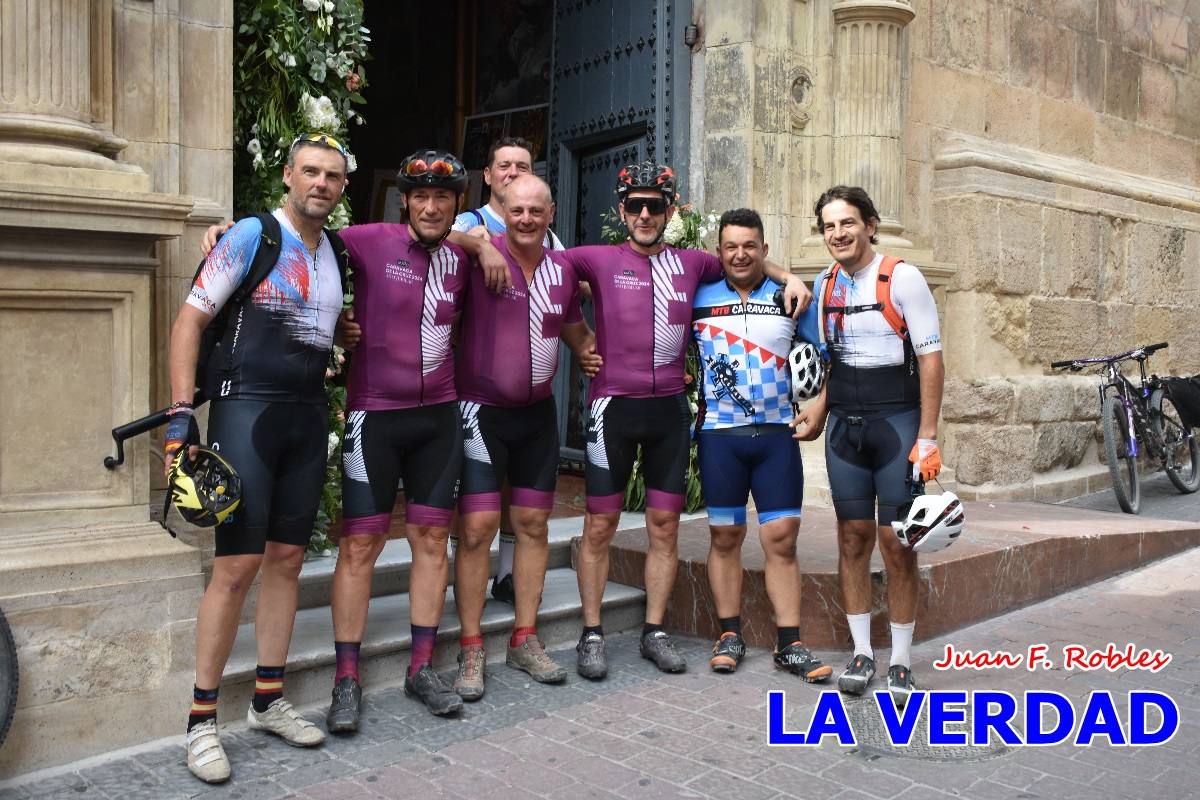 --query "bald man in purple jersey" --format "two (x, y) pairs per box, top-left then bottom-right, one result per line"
(451, 175), (599, 700)
(557, 160), (814, 680)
